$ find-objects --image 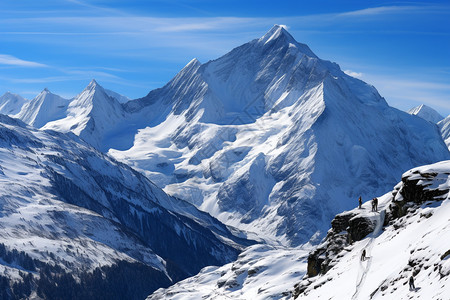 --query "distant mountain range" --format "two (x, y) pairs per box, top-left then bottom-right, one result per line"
(1, 25), (449, 247)
(0, 25), (449, 299)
